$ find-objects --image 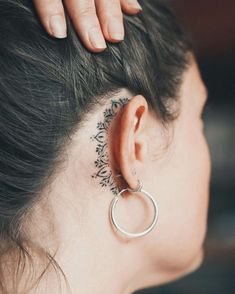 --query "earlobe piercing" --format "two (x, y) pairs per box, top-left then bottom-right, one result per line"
(131, 168), (137, 176)
(109, 173), (159, 238)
